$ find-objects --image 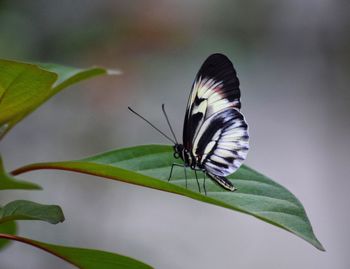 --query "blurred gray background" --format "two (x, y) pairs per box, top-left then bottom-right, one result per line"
(0, 0), (349, 268)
